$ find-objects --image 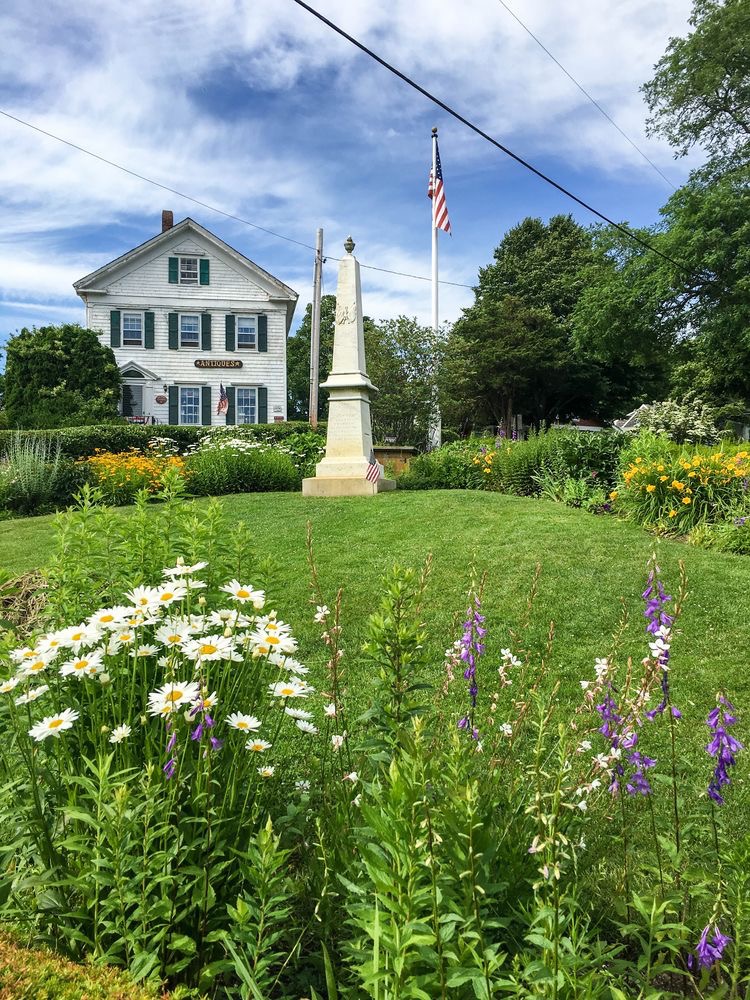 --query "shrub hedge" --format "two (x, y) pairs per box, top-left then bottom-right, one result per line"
(0, 422), (323, 461)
